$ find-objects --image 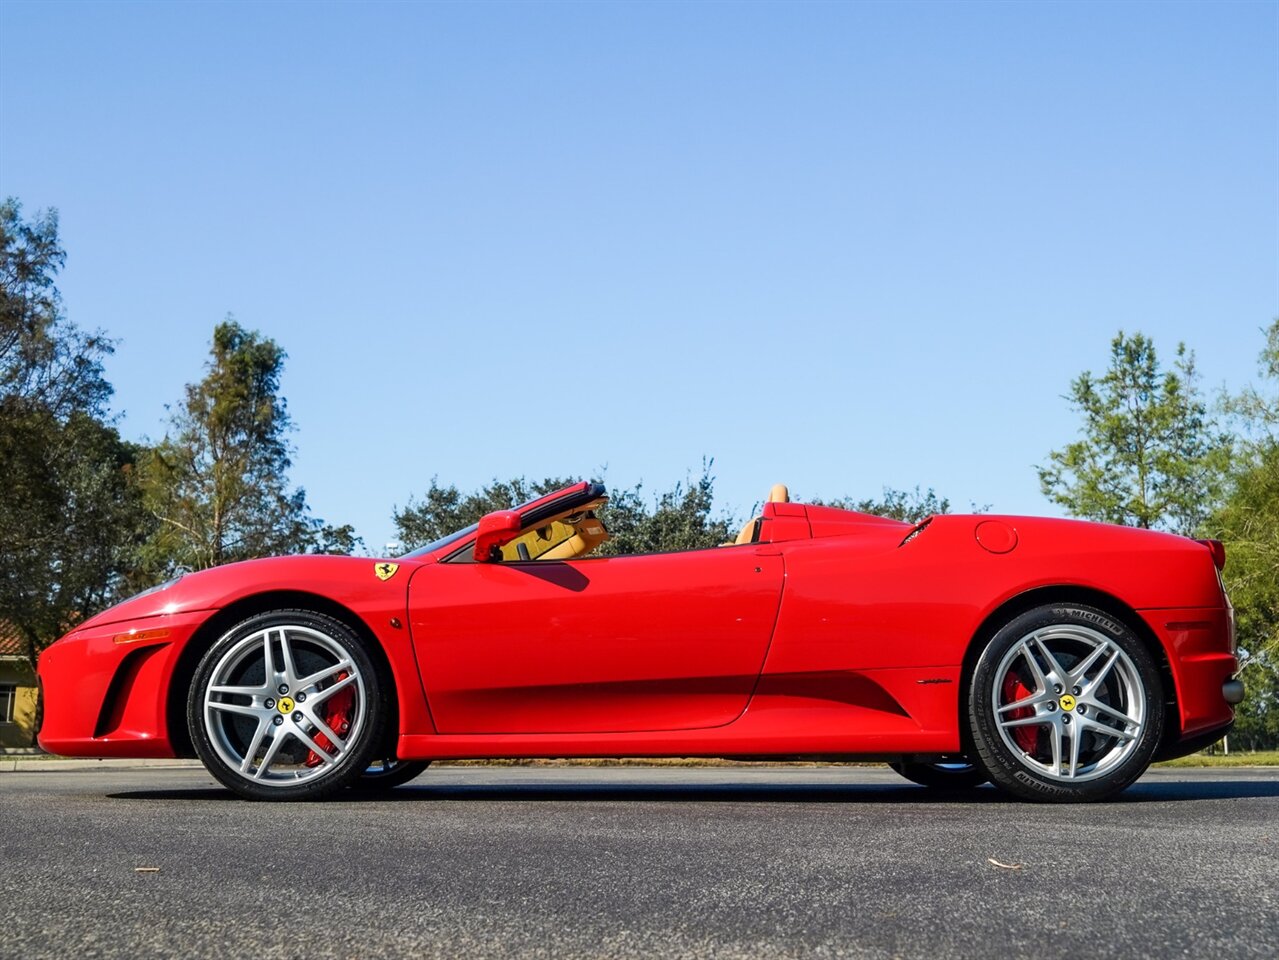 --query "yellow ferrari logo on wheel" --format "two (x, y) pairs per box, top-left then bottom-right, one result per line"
(374, 562), (399, 581)
(277, 697), (295, 714)
(1059, 694), (1077, 712)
